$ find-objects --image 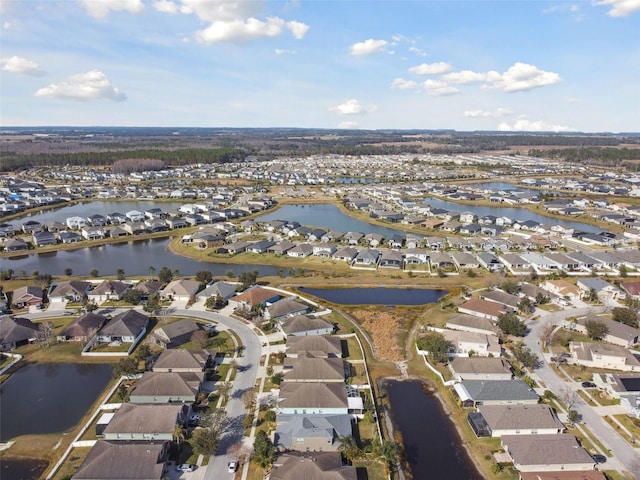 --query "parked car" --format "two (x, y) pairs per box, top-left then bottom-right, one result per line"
(581, 381), (596, 388)
(177, 464), (196, 472)
(592, 454), (607, 464)
(227, 461), (238, 473)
